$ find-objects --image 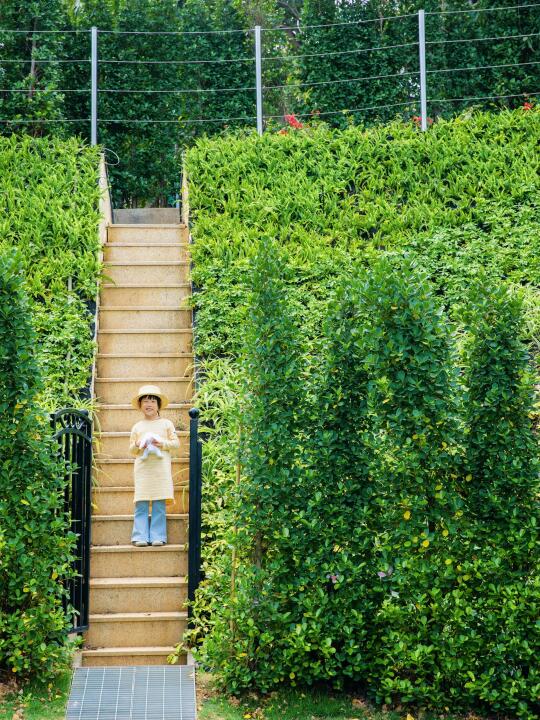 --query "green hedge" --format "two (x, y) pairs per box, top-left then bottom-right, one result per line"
(0, 135), (102, 410)
(0, 251), (76, 681)
(183, 109), (540, 717)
